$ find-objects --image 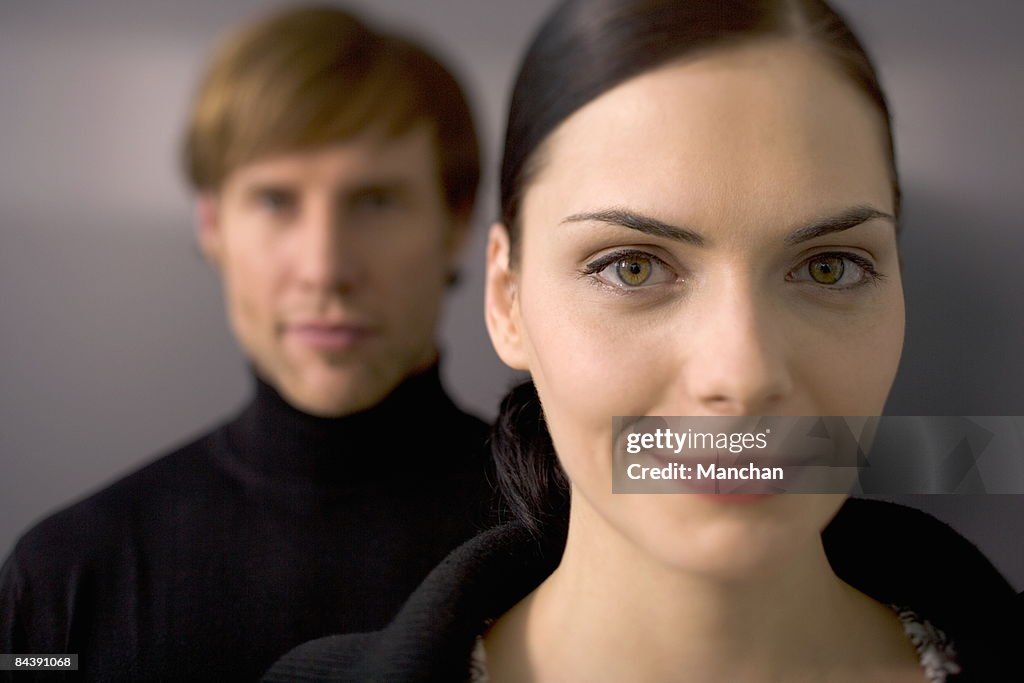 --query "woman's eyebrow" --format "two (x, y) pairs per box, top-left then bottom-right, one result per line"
(561, 204), (894, 247)
(561, 208), (706, 246)
(784, 206), (895, 245)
